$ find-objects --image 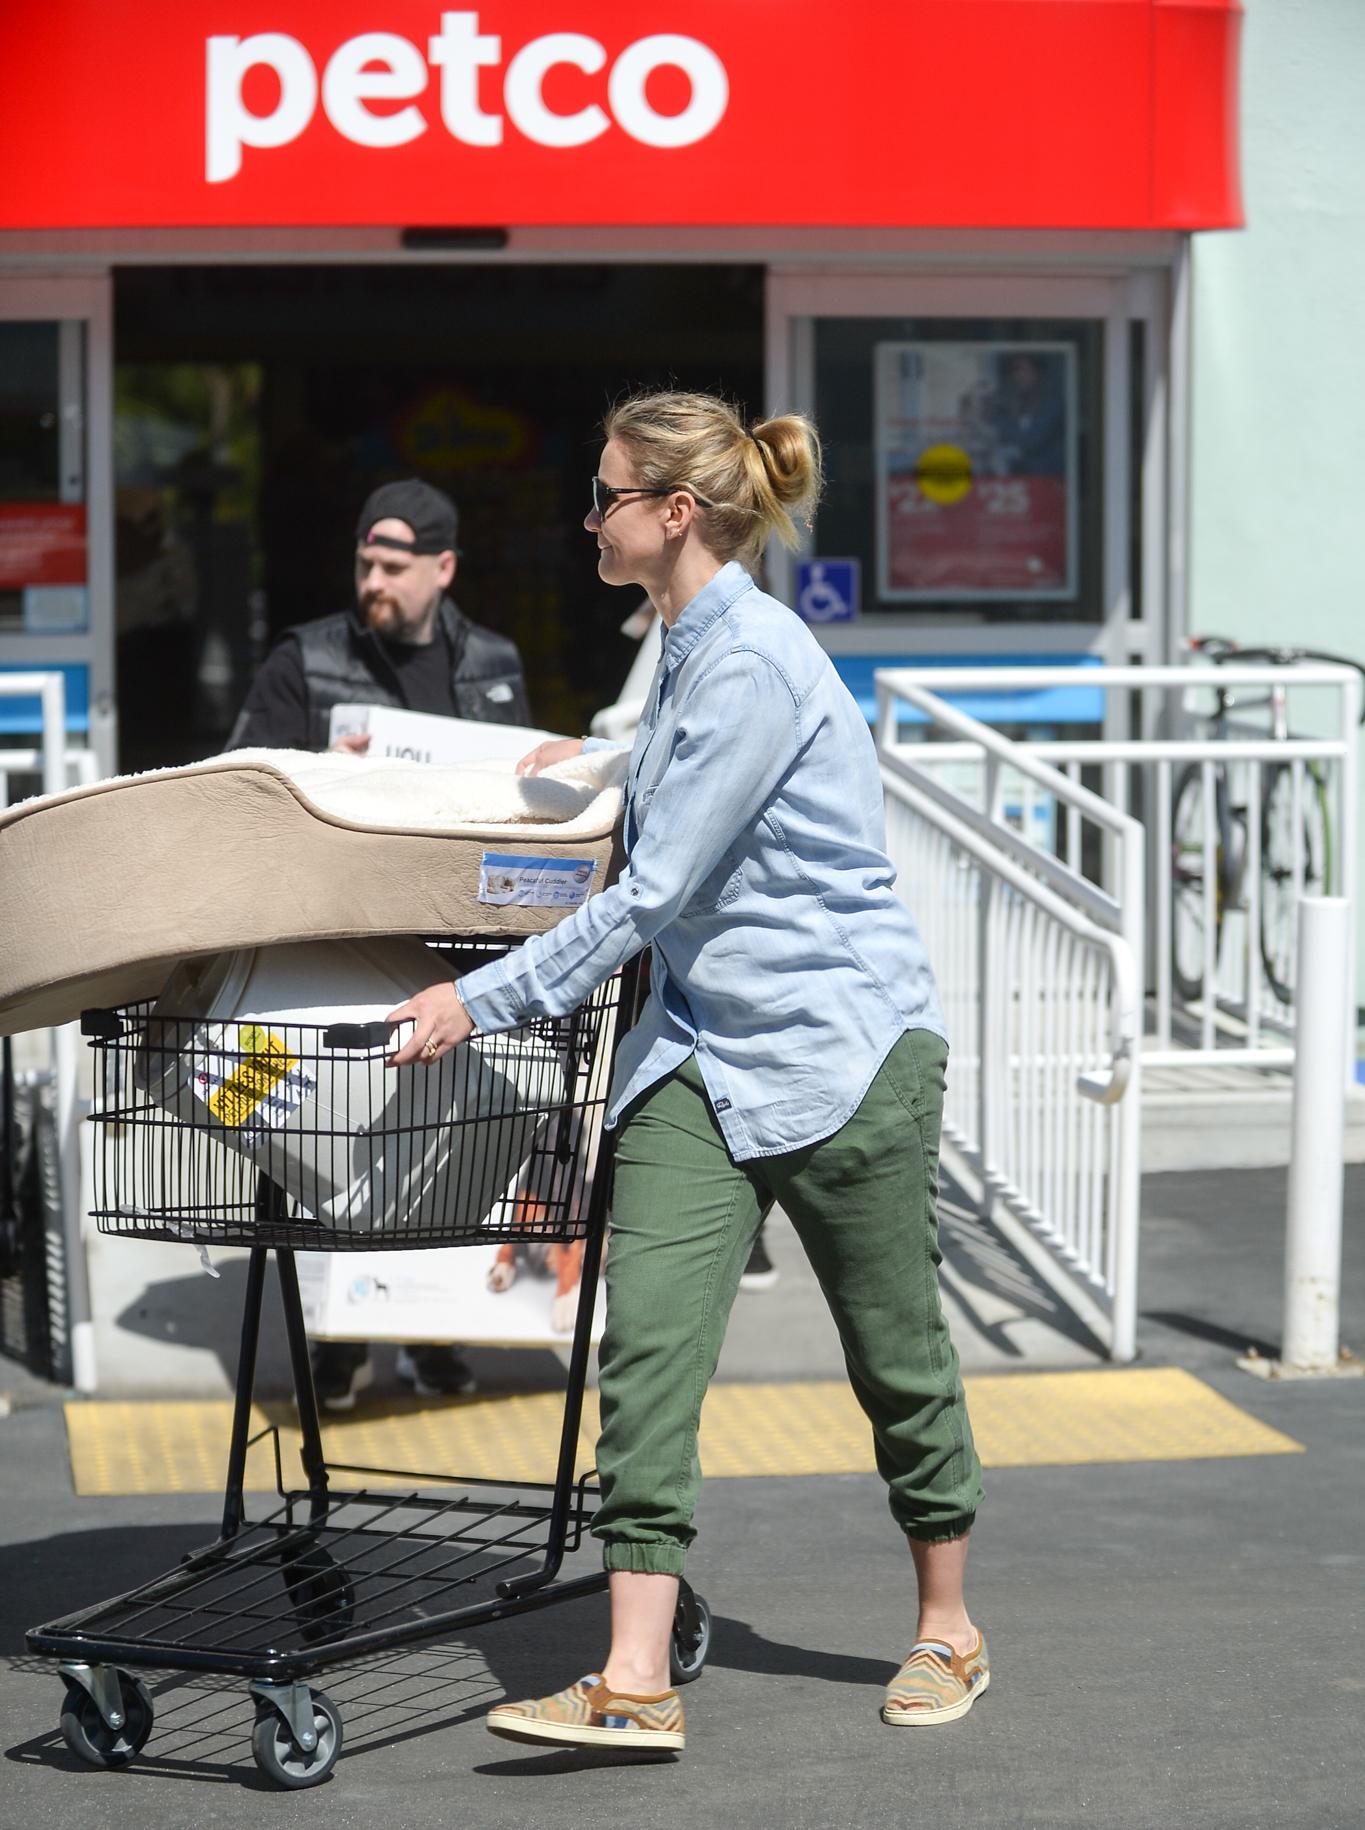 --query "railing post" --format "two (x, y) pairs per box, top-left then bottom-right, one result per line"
(28, 675), (97, 1391)
(1110, 819), (1145, 1362)
(975, 868), (995, 1222)
(1339, 669), (1360, 1092)
(976, 754), (1003, 1220)
(1279, 897), (1350, 1373)
(874, 679), (897, 754)
(43, 657), (96, 1392)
